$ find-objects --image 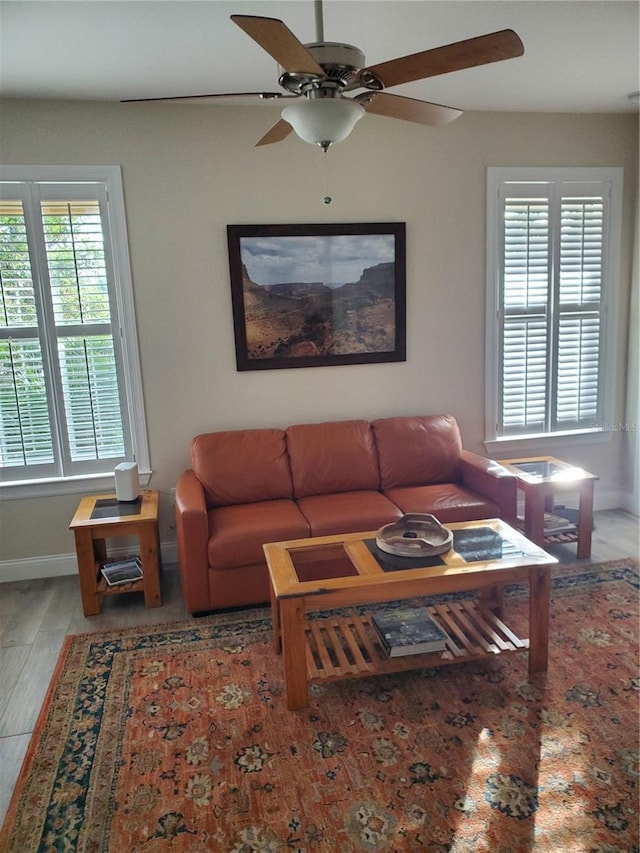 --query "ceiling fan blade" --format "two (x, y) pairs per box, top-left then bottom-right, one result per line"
(121, 92), (285, 104)
(357, 92), (462, 126)
(231, 14), (325, 76)
(366, 29), (524, 88)
(255, 118), (294, 147)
